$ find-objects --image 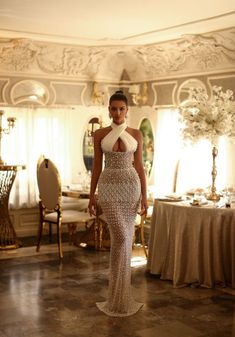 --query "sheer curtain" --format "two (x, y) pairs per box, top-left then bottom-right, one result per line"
(2, 106), (235, 208)
(153, 108), (235, 196)
(153, 108), (182, 195)
(3, 107), (73, 209)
